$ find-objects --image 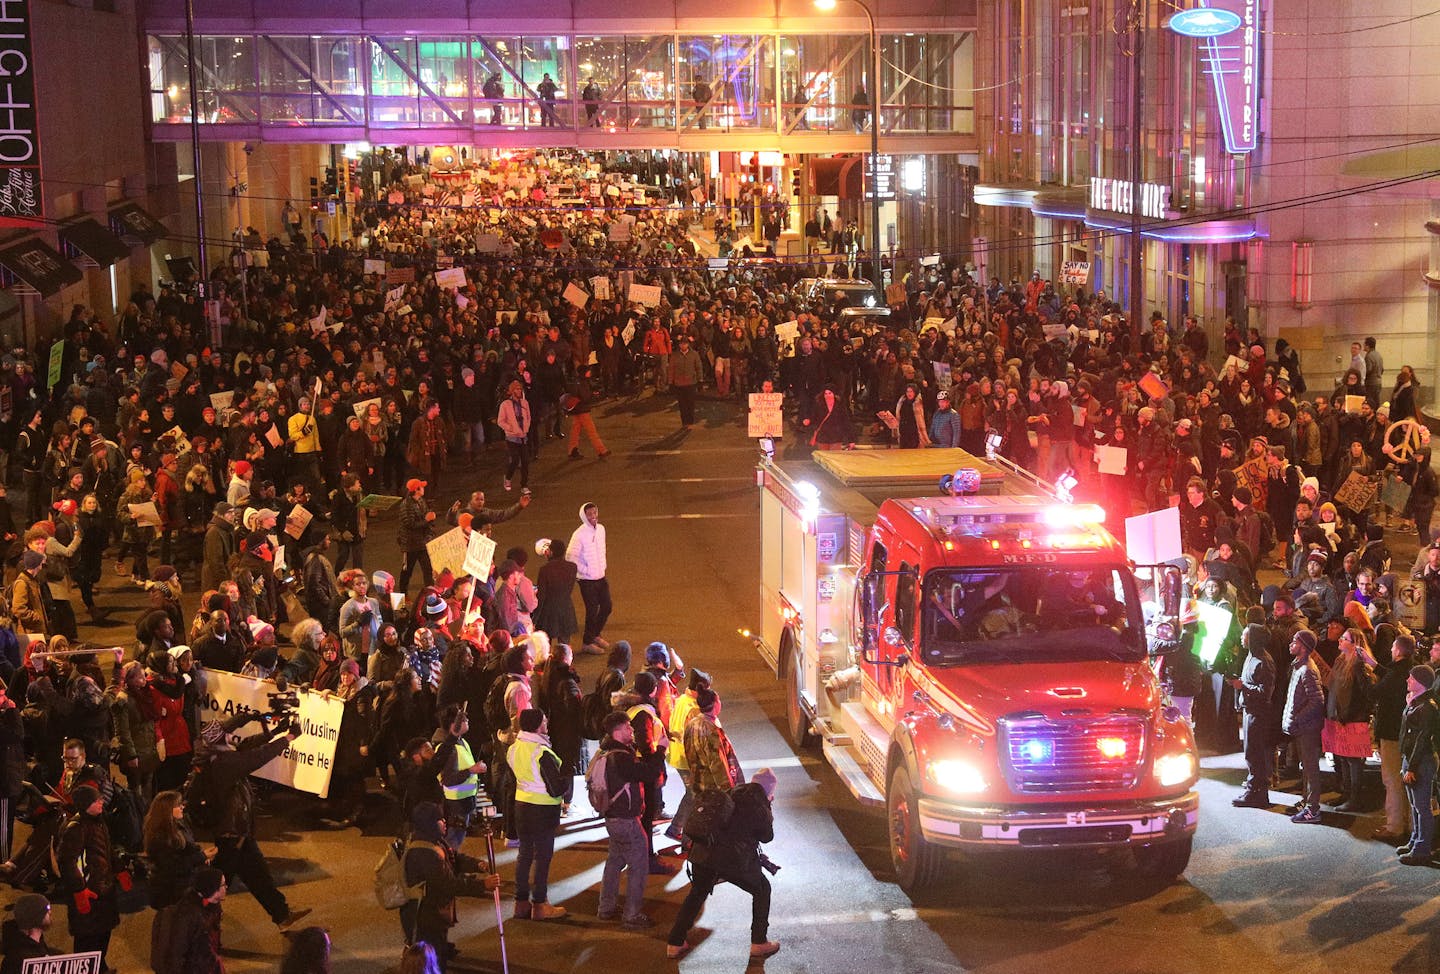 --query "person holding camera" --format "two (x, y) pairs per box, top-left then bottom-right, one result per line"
(192, 711), (312, 930)
(666, 768), (781, 960)
(400, 800), (500, 970)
